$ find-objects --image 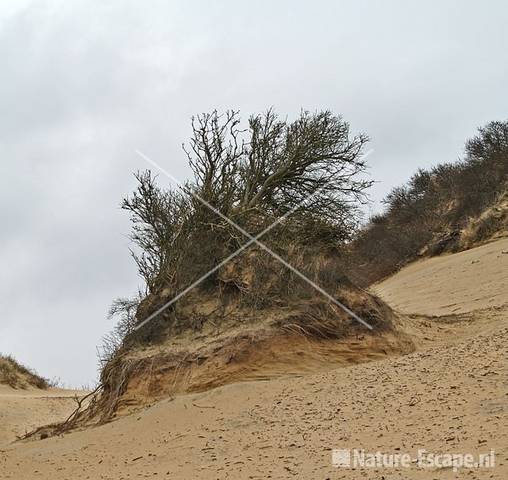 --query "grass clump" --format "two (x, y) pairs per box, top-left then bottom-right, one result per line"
(0, 354), (50, 389)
